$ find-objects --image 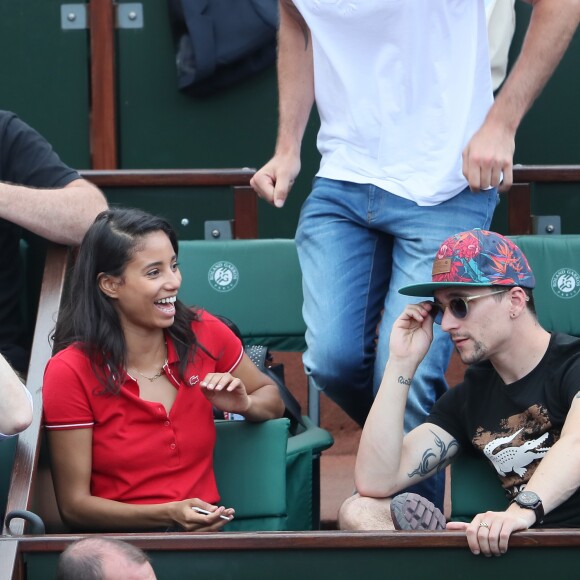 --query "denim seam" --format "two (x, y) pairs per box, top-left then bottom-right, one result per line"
(360, 234), (381, 366)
